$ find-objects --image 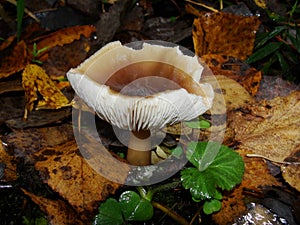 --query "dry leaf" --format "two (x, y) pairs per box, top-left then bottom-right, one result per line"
(228, 91), (300, 191)
(203, 75), (254, 114)
(0, 40), (28, 79)
(22, 64), (70, 119)
(281, 144), (300, 192)
(34, 140), (126, 214)
(201, 54), (262, 96)
(193, 12), (261, 60)
(21, 188), (86, 225)
(228, 91), (300, 163)
(0, 139), (18, 182)
(31, 25), (96, 55)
